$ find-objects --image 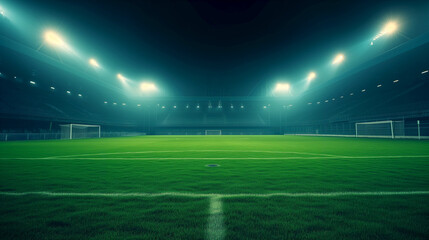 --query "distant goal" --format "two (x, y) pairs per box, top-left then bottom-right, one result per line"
(205, 130), (222, 135)
(355, 120), (404, 139)
(60, 124), (101, 140)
